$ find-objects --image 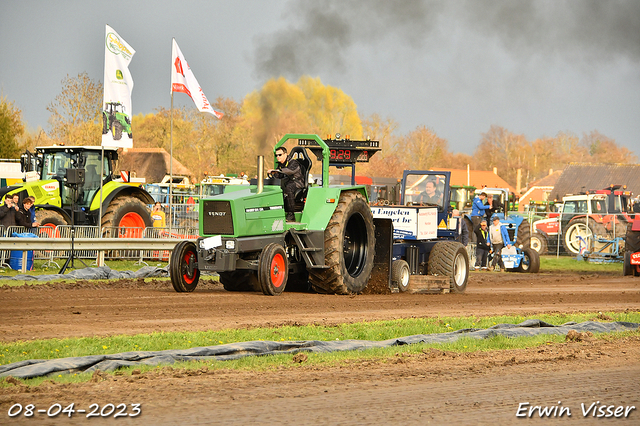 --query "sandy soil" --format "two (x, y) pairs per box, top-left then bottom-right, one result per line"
(0, 271), (639, 424)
